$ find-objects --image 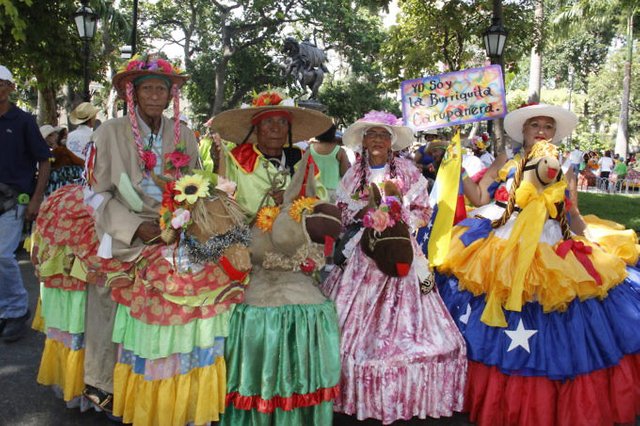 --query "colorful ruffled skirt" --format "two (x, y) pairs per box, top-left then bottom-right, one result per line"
(436, 211), (640, 426)
(221, 268), (341, 426)
(320, 242), (467, 425)
(33, 184), (249, 425)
